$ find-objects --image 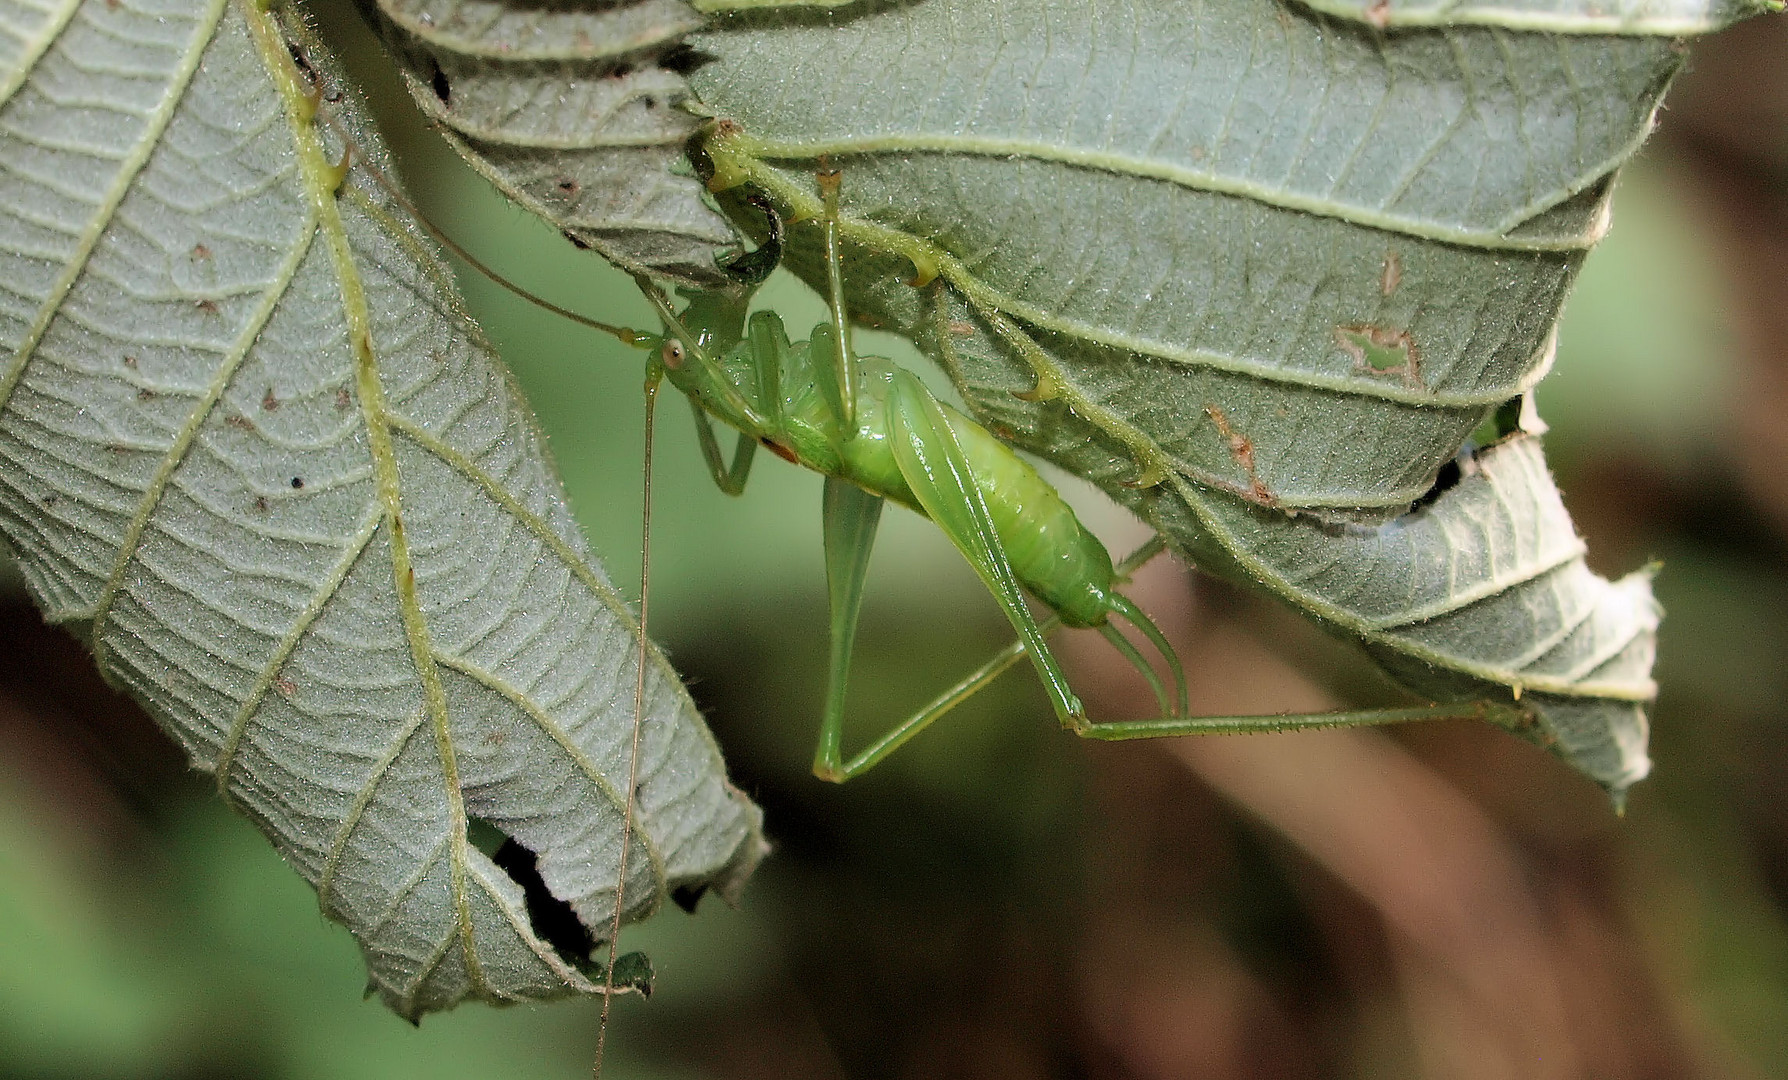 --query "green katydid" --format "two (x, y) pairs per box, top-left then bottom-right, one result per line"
(631, 171), (1194, 780)
(620, 170), (1538, 781)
